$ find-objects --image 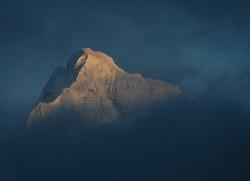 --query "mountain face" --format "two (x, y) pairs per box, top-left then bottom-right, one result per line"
(28, 48), (182, 128)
